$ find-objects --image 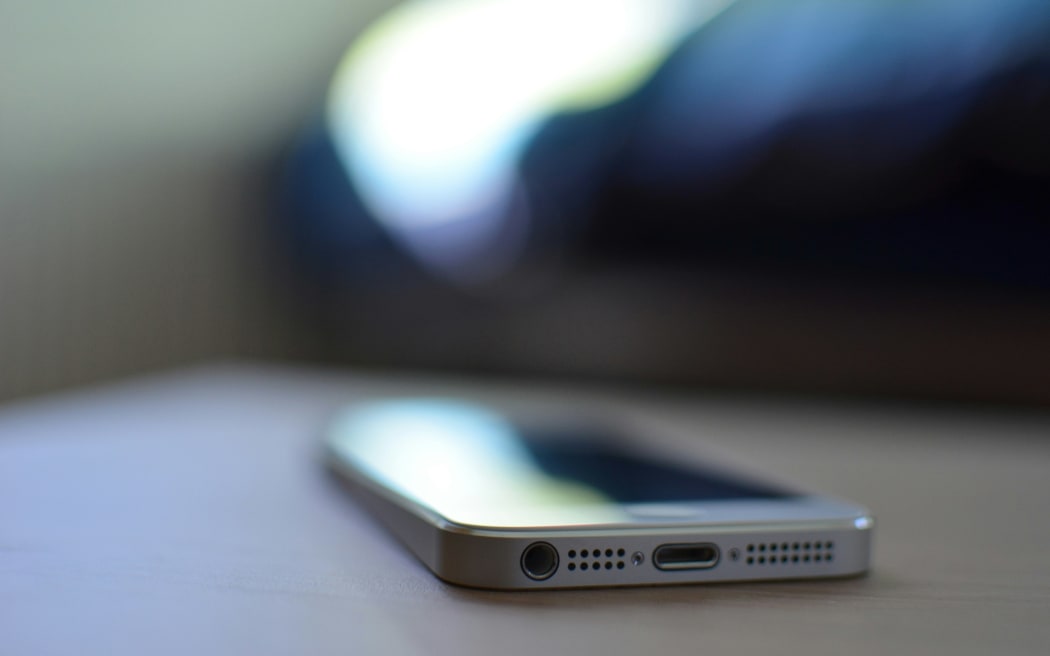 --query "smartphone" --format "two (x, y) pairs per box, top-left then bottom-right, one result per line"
(325, 398), (873, 590)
